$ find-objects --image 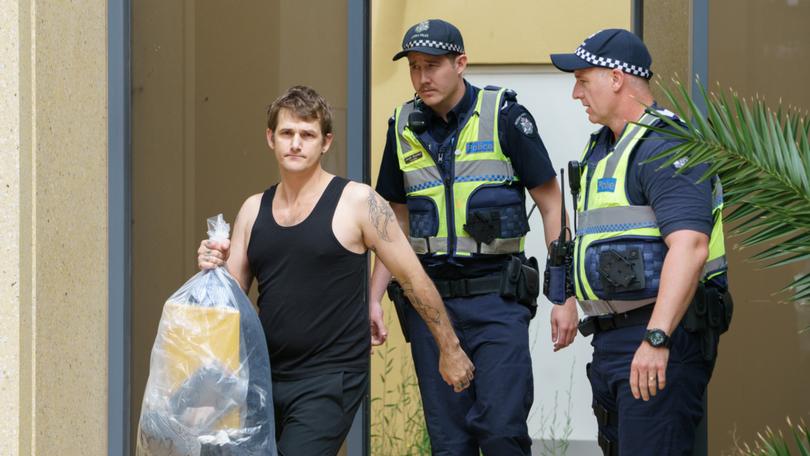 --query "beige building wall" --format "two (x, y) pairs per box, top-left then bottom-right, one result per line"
(642, 0), (690, 100)
(705, 1), (810, 453)
(0, 0), (109, 455)
(643, 1), (810, 453)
